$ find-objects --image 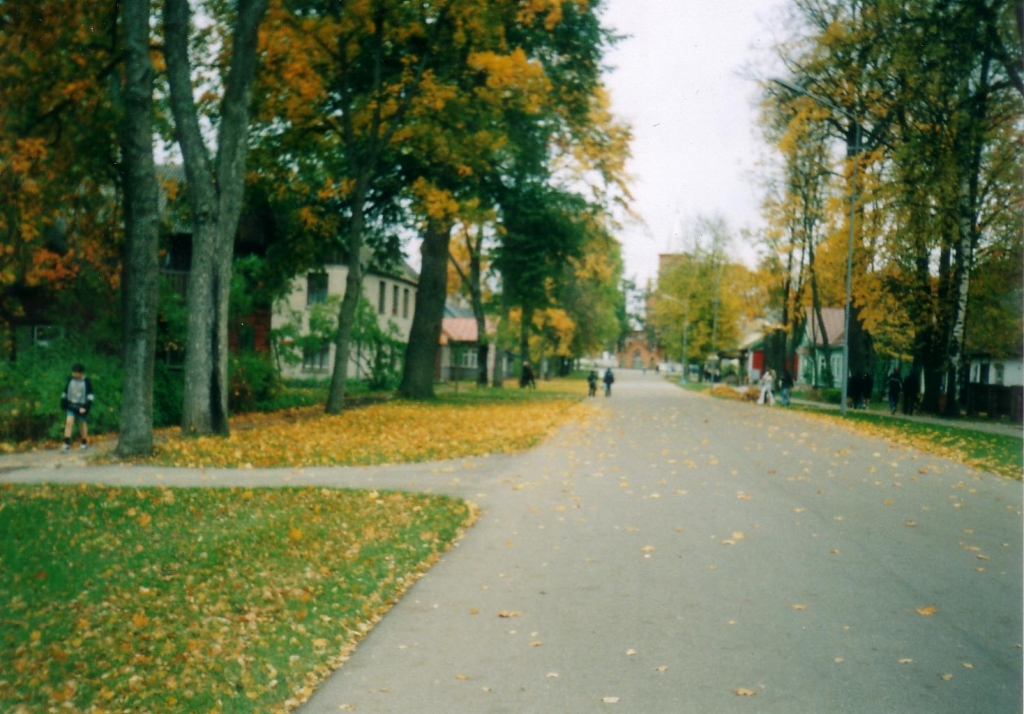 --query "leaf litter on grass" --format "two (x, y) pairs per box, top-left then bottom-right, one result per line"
(0, 482), (477, 713)
(118, 398), (586, 469)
